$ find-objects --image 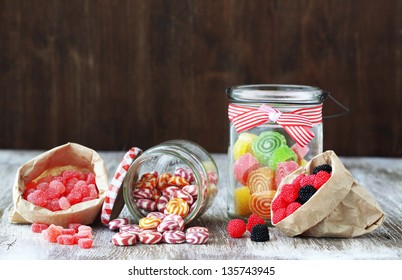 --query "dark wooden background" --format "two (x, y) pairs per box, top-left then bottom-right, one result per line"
(0, 0), (401, 156)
